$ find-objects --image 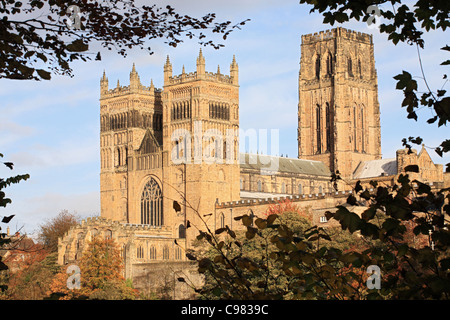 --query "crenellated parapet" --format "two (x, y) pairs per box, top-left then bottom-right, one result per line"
(216, 190), (353, 209)
(301, 27), (373, 45)
(163, 49), (238, 87)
